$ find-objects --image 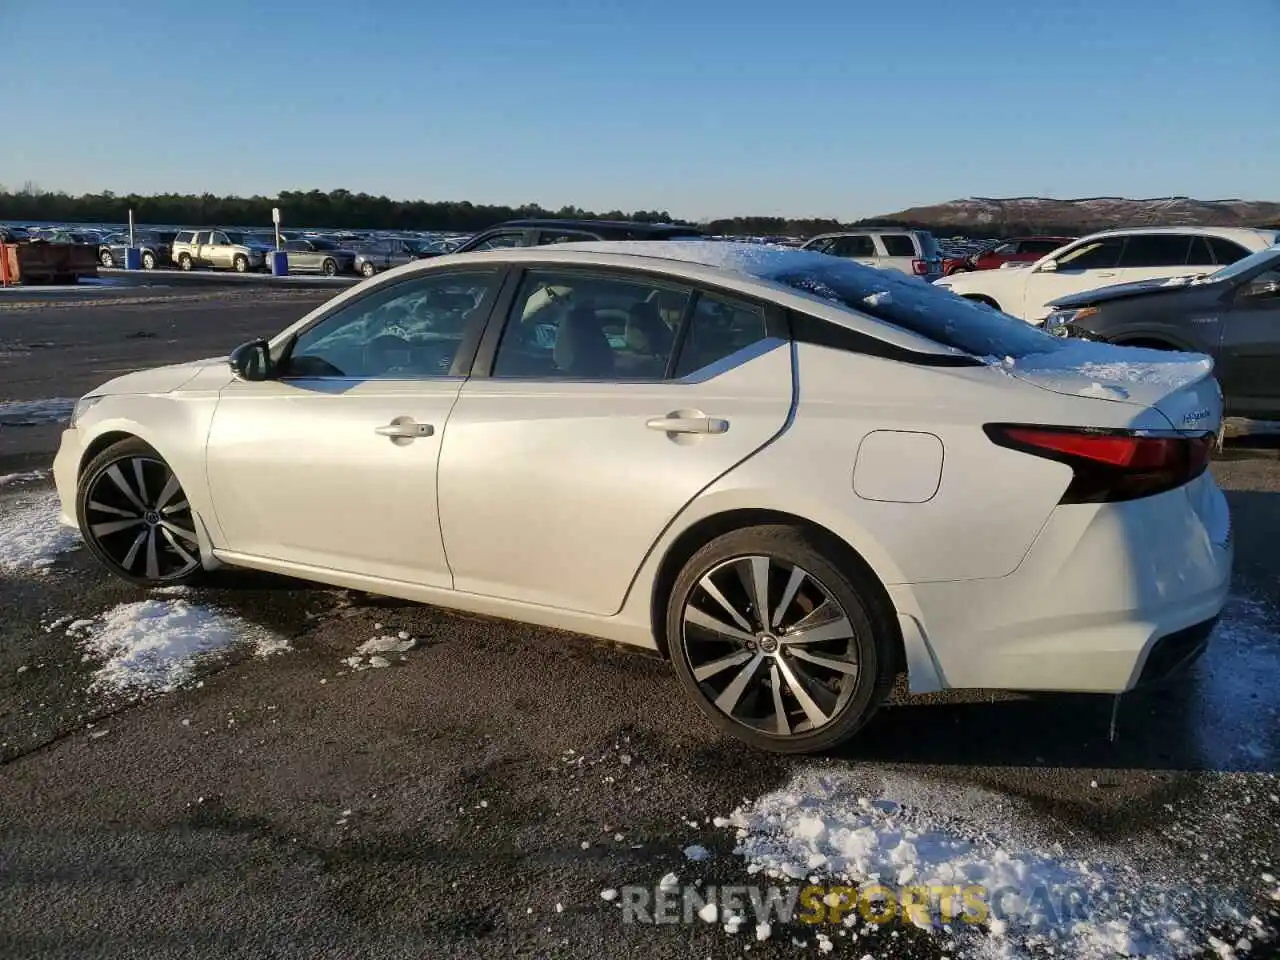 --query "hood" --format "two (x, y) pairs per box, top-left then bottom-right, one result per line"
(1047, 274), (1218, 310)
(990, 339), (1221, 433)
(94, 357), (224, 396)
